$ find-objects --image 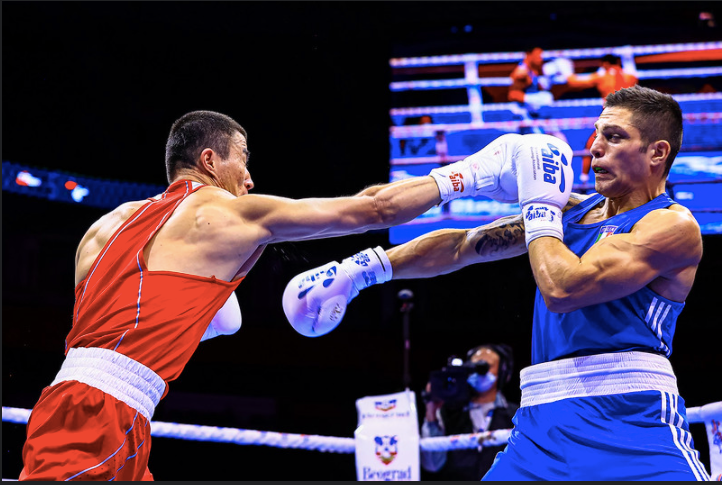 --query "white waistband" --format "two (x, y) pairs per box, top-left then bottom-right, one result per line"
(51, 347), (166, 420)
(520, 351), (678, 407)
